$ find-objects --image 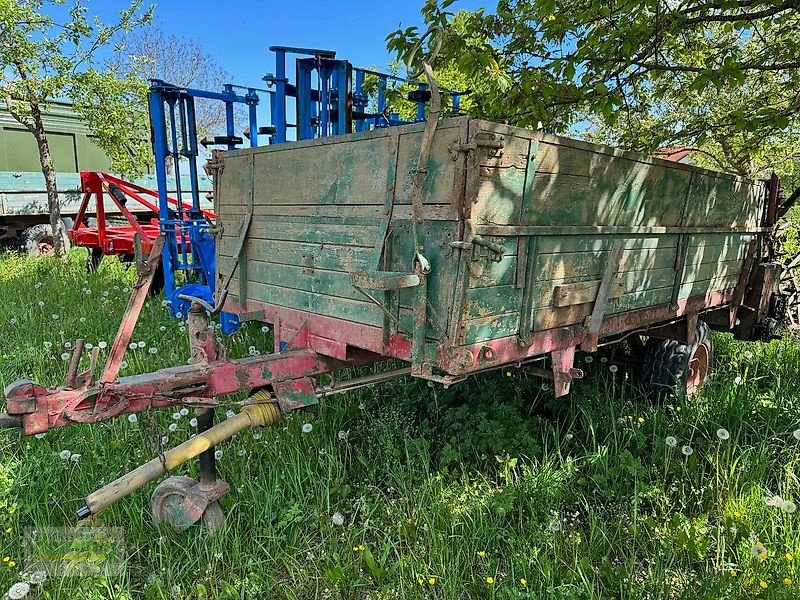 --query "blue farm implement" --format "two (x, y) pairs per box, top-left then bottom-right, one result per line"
(146, 46), (463, 332)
